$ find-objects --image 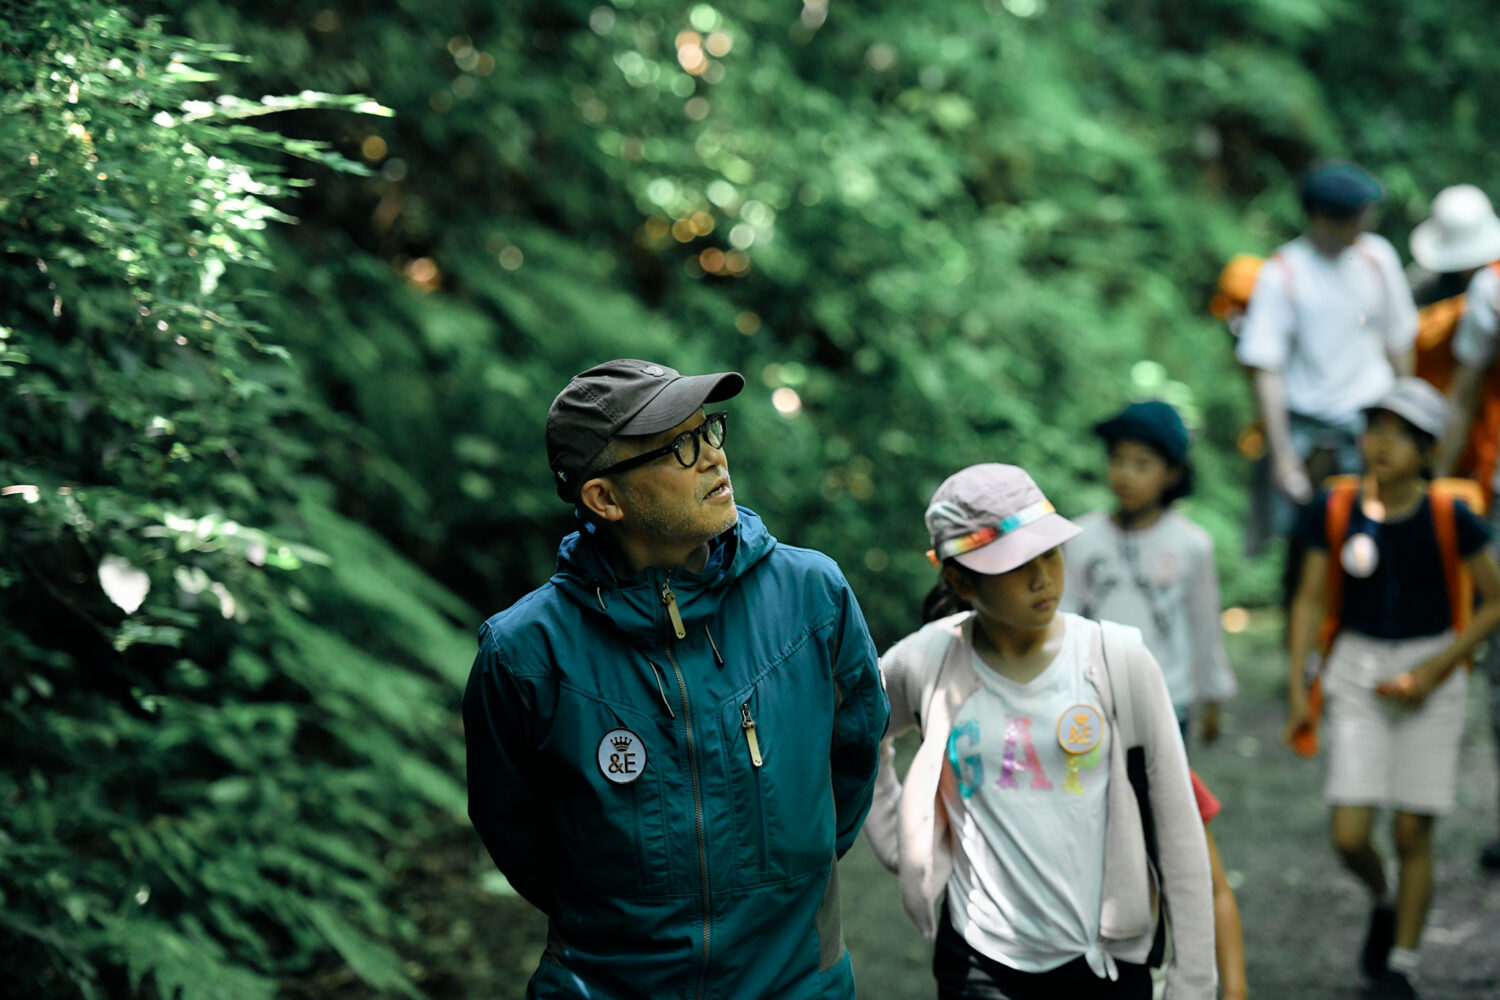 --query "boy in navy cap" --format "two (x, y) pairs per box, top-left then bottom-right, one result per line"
(1235, 160), (1419, 606)
(1061, 400), (1237, 743)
